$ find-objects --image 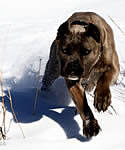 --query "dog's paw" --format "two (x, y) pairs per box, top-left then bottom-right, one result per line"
(94, 86), (111, 112)
(83, 119), (101, 138)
